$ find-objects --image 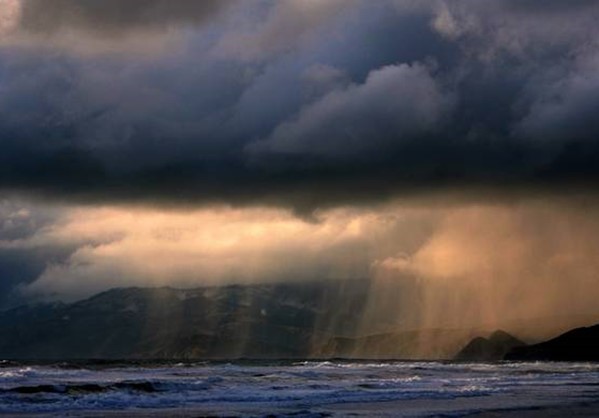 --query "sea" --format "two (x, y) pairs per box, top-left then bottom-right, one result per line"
(1, 360), (599, 417)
